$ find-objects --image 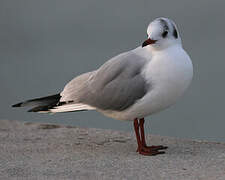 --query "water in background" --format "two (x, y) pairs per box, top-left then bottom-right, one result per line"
(1, 0), (225, 142)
